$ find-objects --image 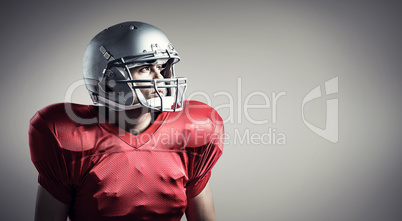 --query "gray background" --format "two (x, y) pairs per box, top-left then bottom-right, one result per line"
(1, 0), (401, 220)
